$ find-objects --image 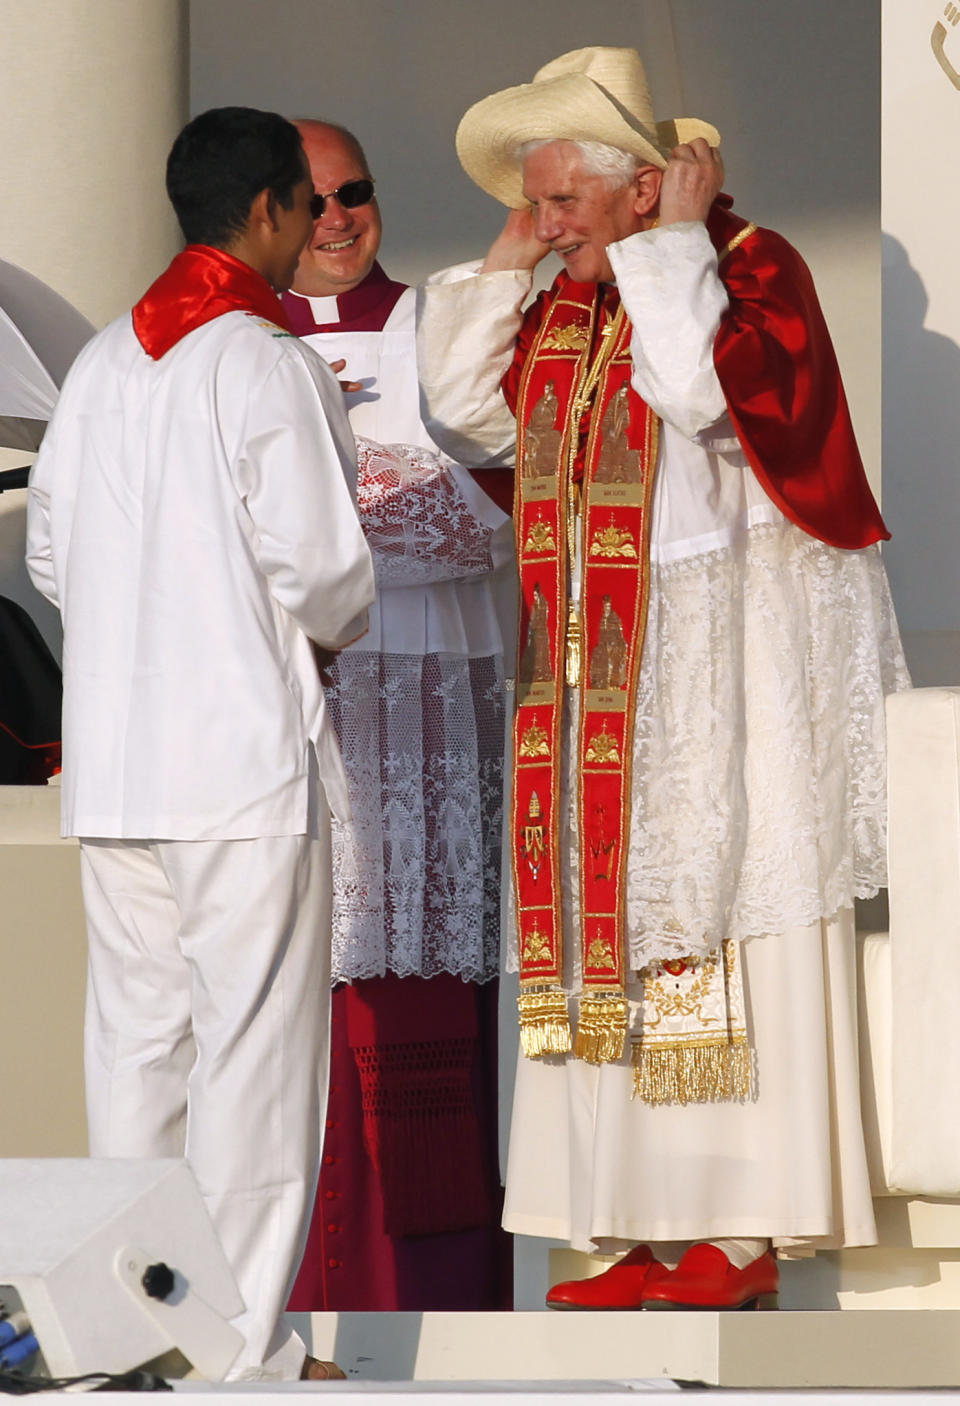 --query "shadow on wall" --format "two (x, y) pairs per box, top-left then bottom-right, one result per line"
(882, 232), (960, 681)
(0, 493), (61, 661)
